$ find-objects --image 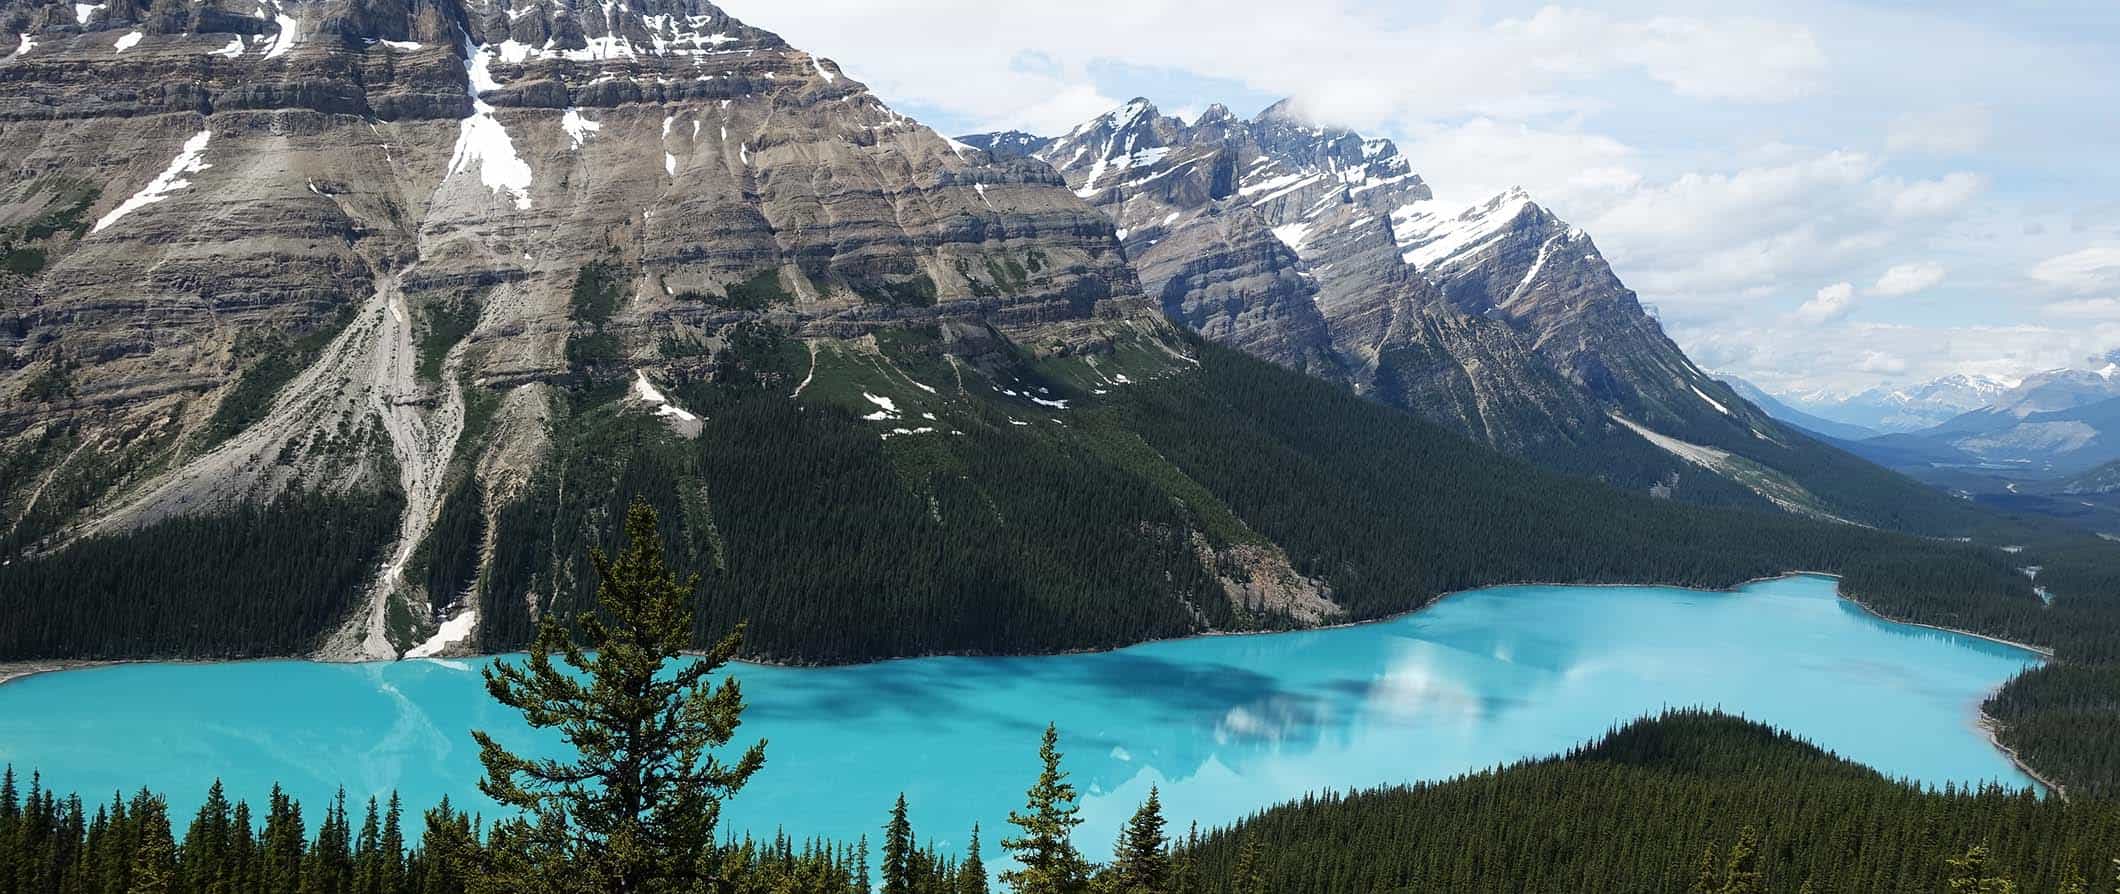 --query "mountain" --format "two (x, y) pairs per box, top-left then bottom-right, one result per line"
(1793, 375), (2016, 433)
(969, 99), (2009, 531)
(1924, 367), (2120, 436)
(0, 0), (1199, 660)
(952, 130), (1052, 159)
(0, 3), (2056, 669)
(1857, 367), (2120, 476)
(1722, 377), (1879, 441)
